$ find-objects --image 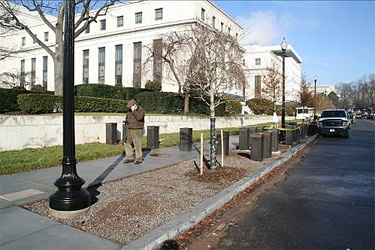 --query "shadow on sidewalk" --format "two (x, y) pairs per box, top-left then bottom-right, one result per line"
(87, 154), (125, 205)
